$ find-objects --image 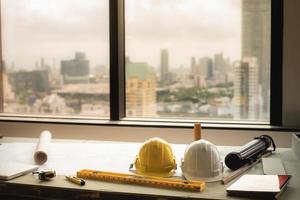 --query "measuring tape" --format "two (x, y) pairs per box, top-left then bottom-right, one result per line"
(77, 169), (205, 192)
